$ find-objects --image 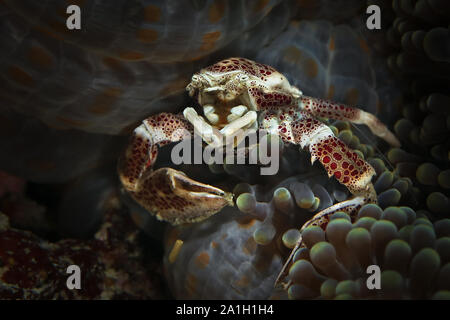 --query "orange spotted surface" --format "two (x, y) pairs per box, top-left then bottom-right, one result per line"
(3, 0), (282, 62)
(0, 1), (295, 135)
(163, 207), (284, 299)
